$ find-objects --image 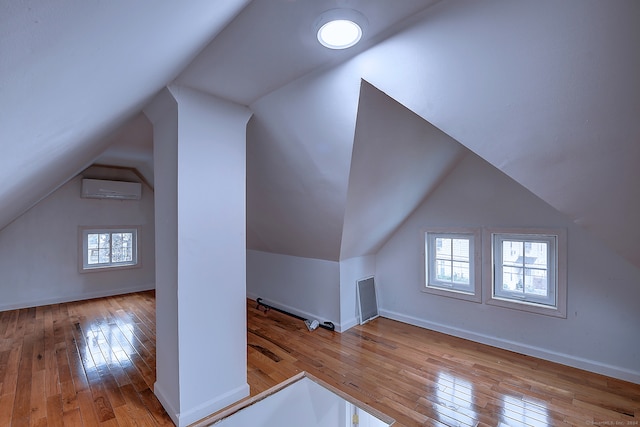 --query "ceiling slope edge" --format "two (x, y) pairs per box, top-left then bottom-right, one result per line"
(0, 0), (251, 234)
(340, 80), (466, 261)
(0, 114), (154, 234)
